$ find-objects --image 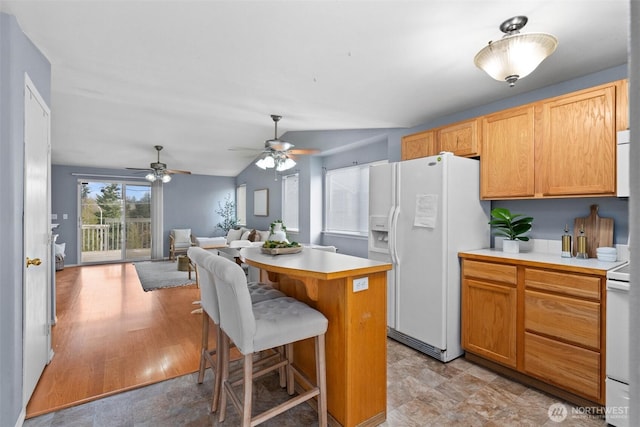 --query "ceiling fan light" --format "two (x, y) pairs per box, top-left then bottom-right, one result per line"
(474, 17), (558, 87)
(145, 172), (157, 182)
(263, 155), (276, 169)
(255, 158), (267, 169)
(277, 157), (296, 172)
(161, 173), (172, 183)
